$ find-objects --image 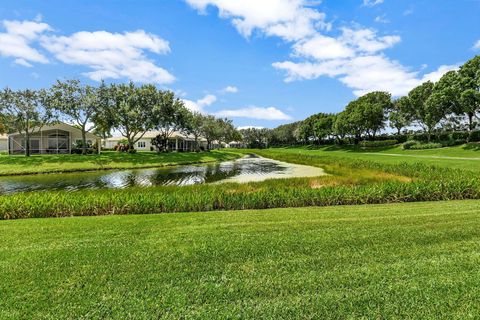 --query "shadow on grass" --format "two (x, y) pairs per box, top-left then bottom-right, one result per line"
(0, 150), (238, 167)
